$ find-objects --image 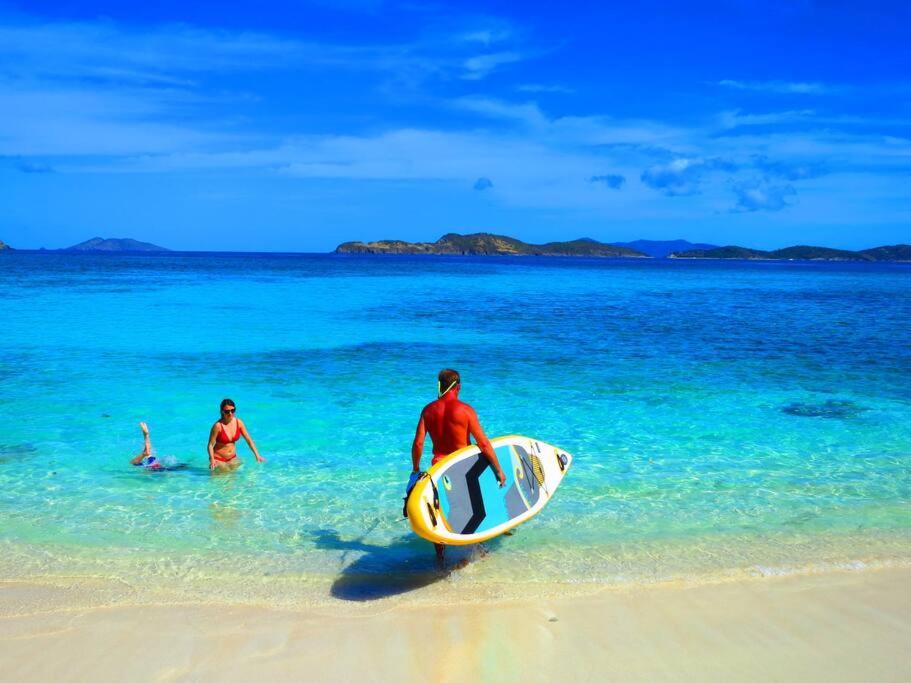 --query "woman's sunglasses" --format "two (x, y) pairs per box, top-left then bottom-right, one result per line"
(221, 408), (236, 414)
